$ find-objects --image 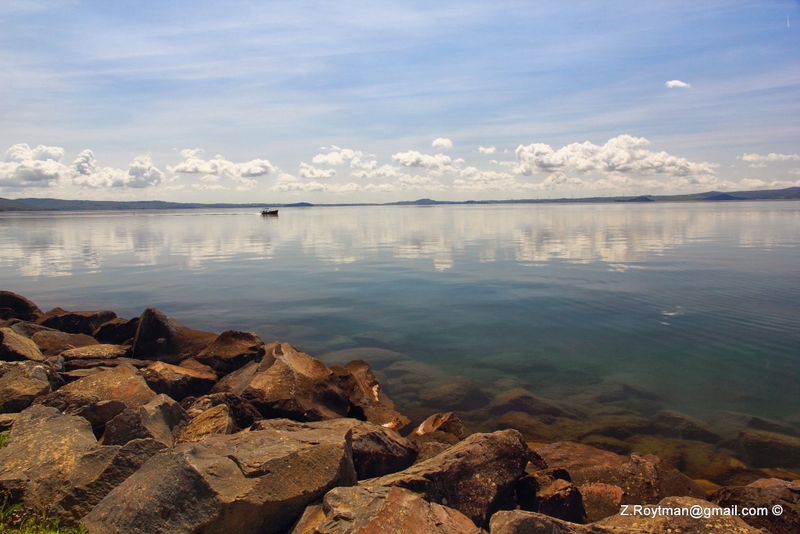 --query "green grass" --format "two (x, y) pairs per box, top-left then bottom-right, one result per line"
(0, 432), (8, 448)
(0, 498), (87, 534)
